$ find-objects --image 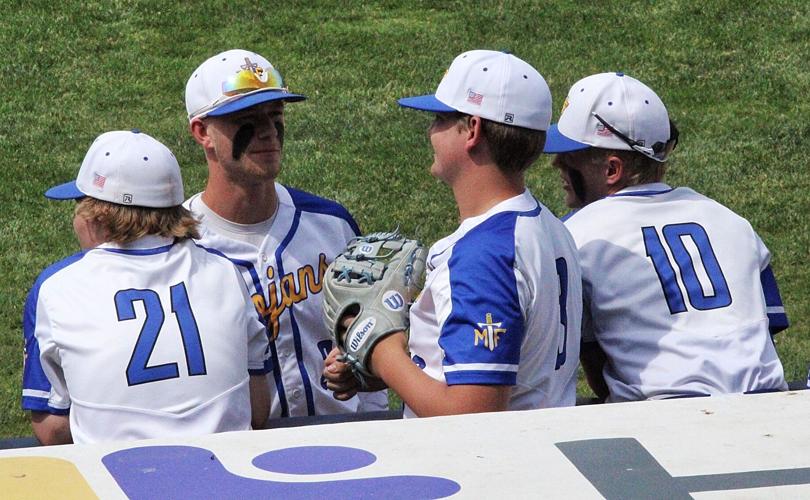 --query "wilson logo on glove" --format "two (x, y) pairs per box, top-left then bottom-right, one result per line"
(349, 318), (377, 351)
(322, 230), (427, 389)
(382, 291), (405, 311)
